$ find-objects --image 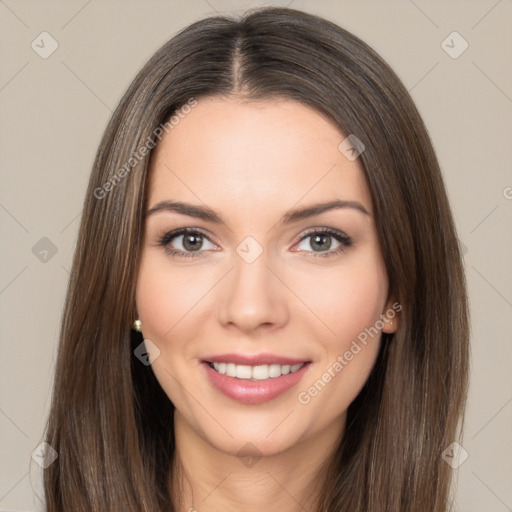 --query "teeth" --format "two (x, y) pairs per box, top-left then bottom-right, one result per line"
(268, 364), (284, 378)
(236, 365), (252, 379)
(211, 362), (305, 380)
(253, 365), (271, 380)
